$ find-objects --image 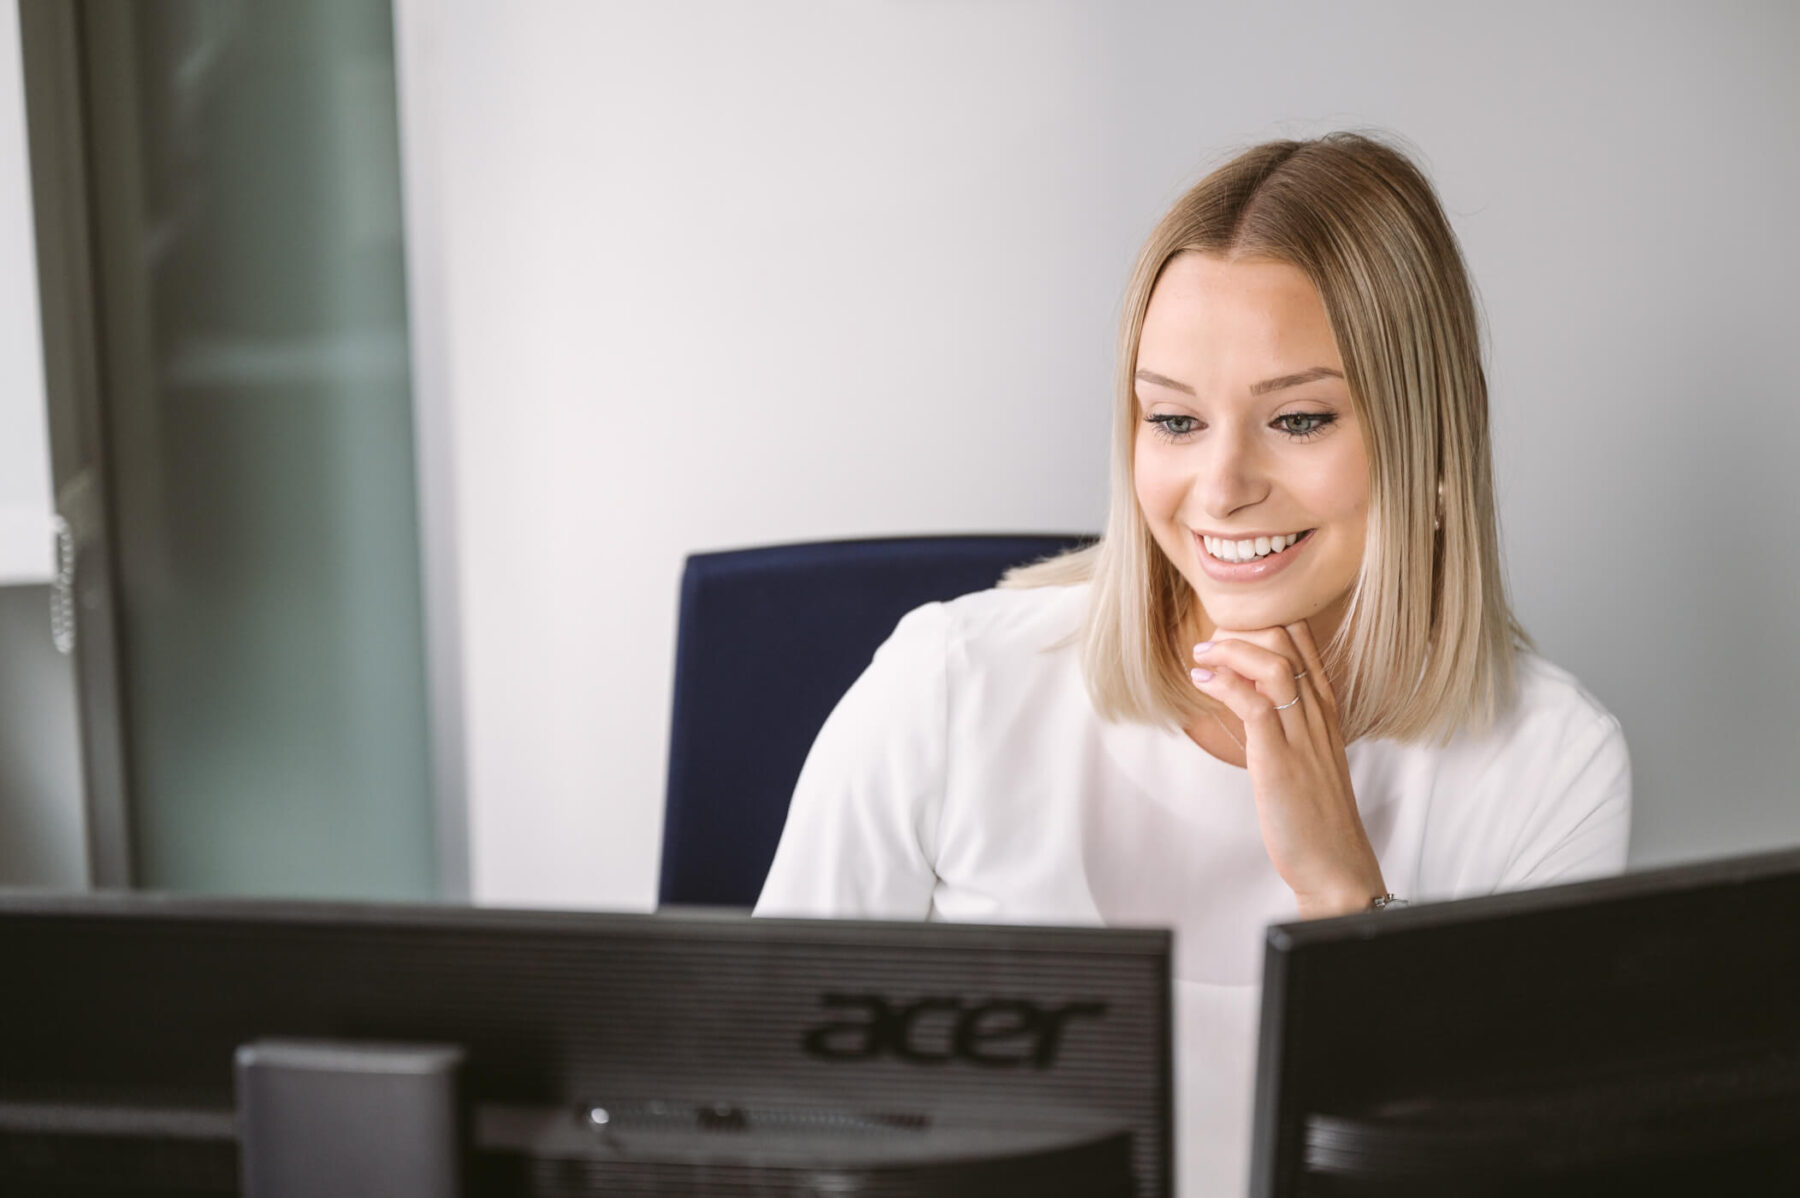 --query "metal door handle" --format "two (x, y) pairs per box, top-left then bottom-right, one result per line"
(50, 513), (75, 654)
